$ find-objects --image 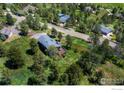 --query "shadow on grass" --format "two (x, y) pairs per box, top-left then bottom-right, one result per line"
(26, 49), (34, 55)
(4, 60), (19, 69)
